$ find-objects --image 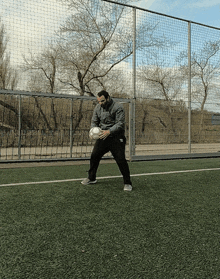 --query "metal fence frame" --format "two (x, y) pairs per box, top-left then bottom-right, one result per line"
(1, 88), (220, 163)
(0, 89), (133, 162)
